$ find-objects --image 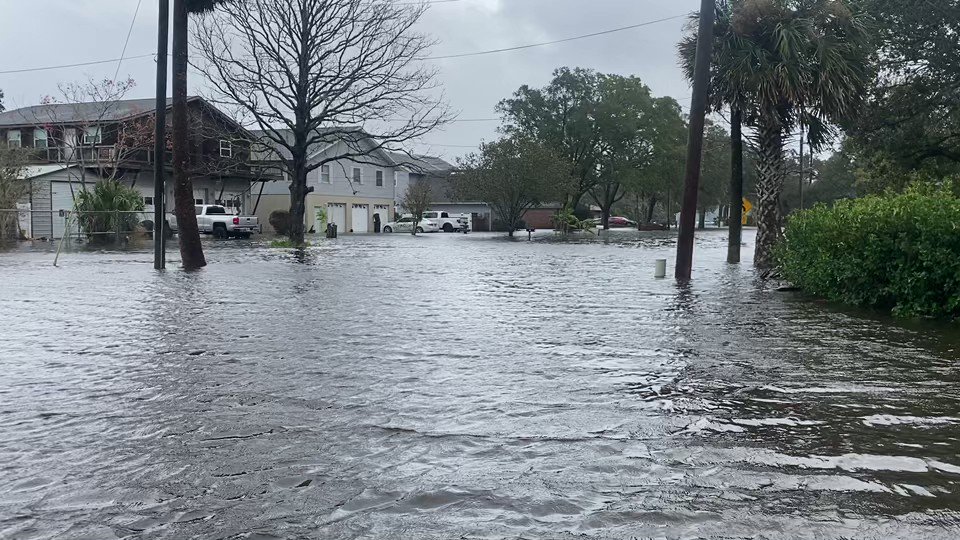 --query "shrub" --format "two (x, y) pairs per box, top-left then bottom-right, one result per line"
(269, 238), (309, 248)
(552, 207), (596, 234)
(269, 209), (291, 235)
(778, 186), (960, 319)
(73, 180), (145, 242)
